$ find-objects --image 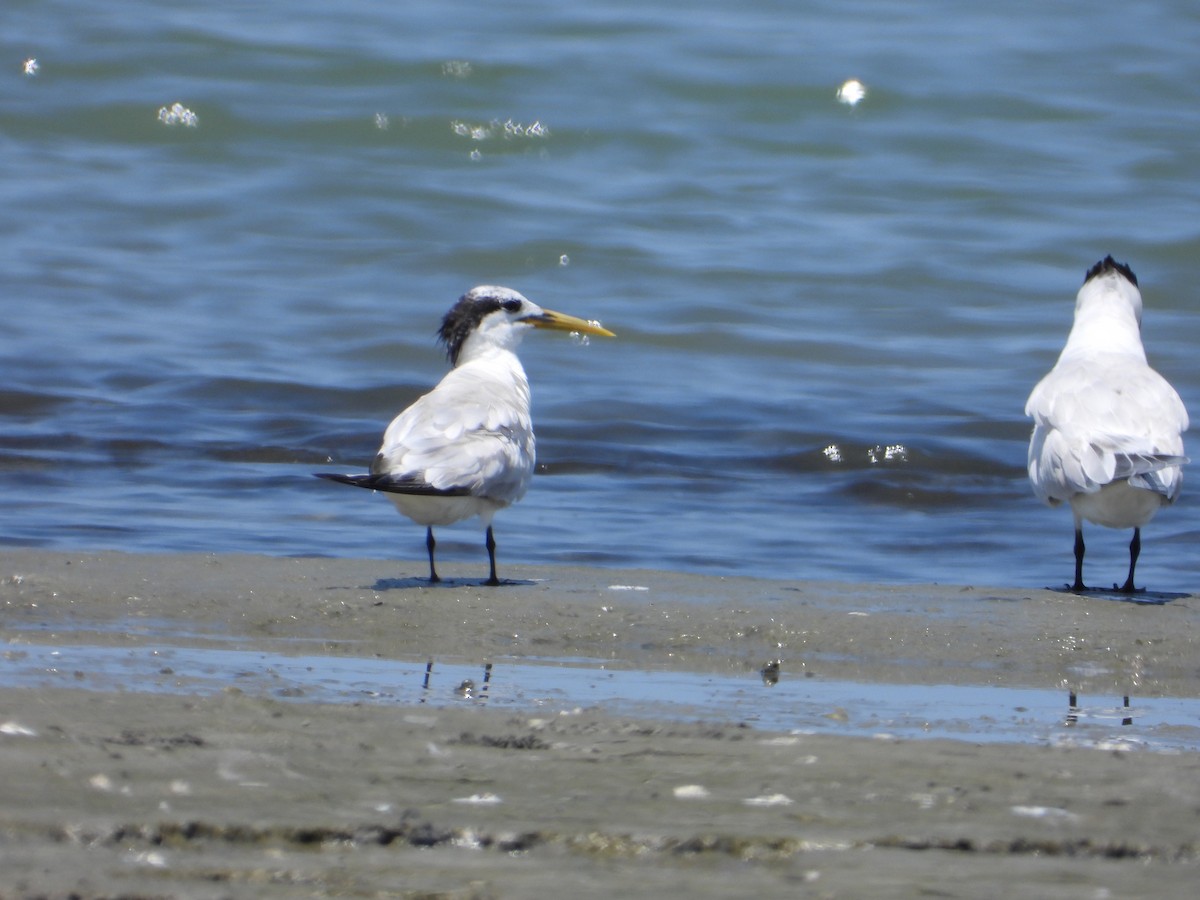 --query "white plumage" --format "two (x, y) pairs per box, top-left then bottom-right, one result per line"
(318, 286), (613, 585)
(1025, 256), (1188, 592)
